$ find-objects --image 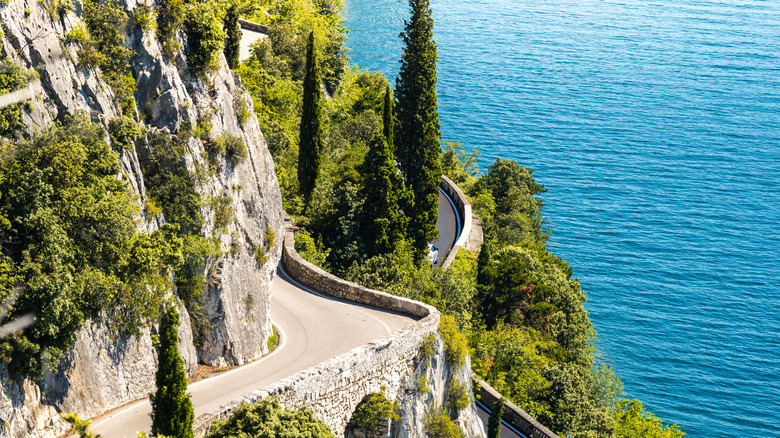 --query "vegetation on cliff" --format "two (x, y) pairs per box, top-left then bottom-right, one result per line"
(0, 115), (177, 378)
